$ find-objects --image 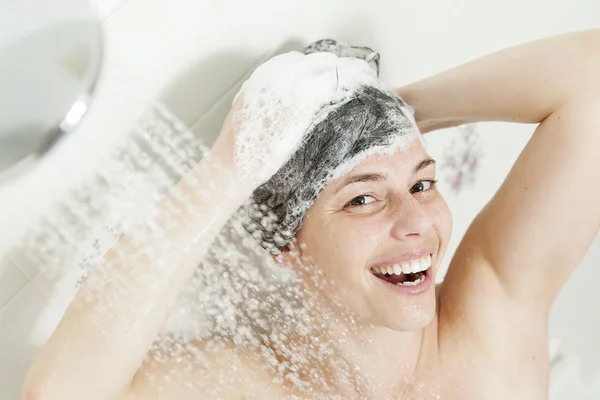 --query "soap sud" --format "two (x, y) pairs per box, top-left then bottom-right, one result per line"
(233, 51), (399, 187)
